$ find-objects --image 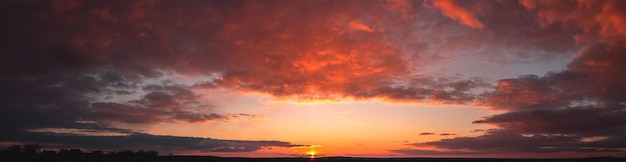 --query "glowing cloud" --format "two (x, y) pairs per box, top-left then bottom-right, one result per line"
(427, 0), (484, 29)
